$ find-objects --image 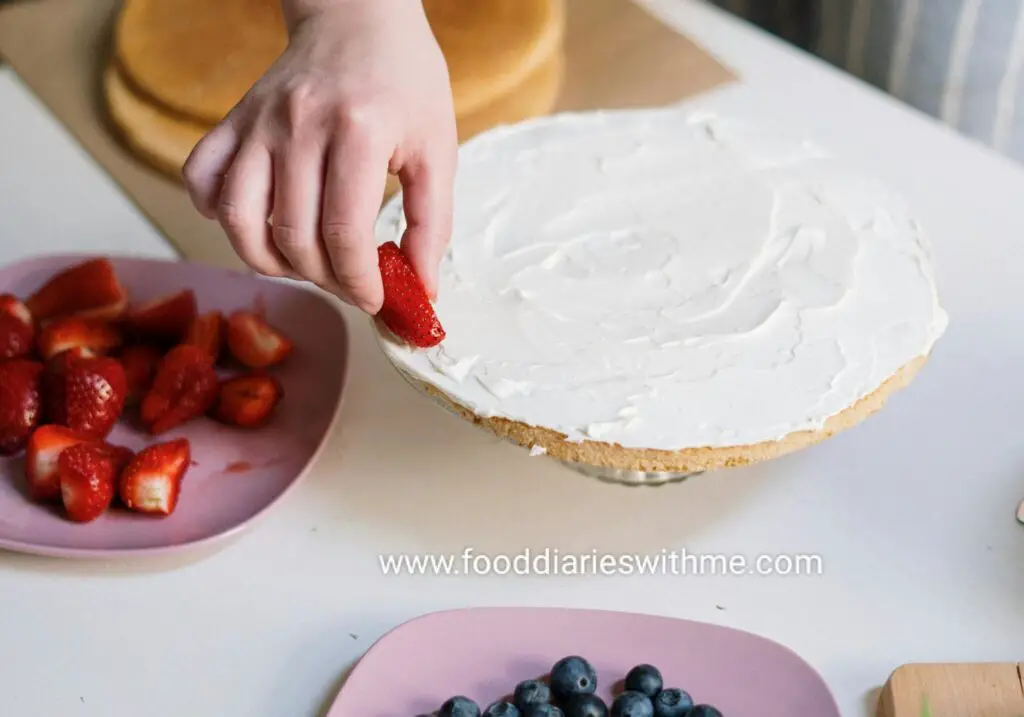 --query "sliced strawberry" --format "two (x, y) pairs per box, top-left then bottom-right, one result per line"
(225, 311), (294, 368)
(0, 294), (35, 360)
(376, 241), (445, 348)
(24, 424), (94, 502)
(119, 438), (190, 515)
(36, 317), (122, 360)
(211, 373), (283, 428)
(118, 344), (164, 404)
(41, 347), (93, 422)
(26, 258), (128, 322)
(44, 353), (127, 438)
(0, 360), (44, 455)
(141, 345), (218, 434)
(58, 442), (117, 522)
(183, 311), (224, 363)
(126, 290), (197, 342)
